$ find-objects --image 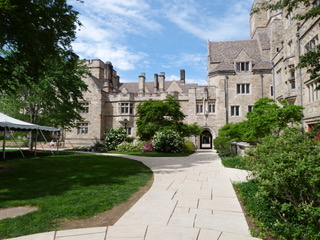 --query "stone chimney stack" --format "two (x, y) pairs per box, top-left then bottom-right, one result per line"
(103, 61), (113, 93)
(159, 72), (165, 92)
(138, 73), (146, 94)
(154, 73), (159, 93)
(180, 69), (185, 84)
